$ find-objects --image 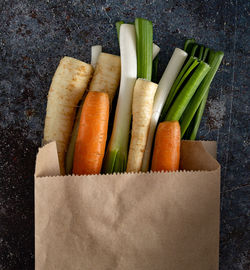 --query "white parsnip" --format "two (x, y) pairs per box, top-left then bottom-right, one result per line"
(43, 56), (93, 174)
(89, 53), (121, 104)
(126, 78), (158, 172)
